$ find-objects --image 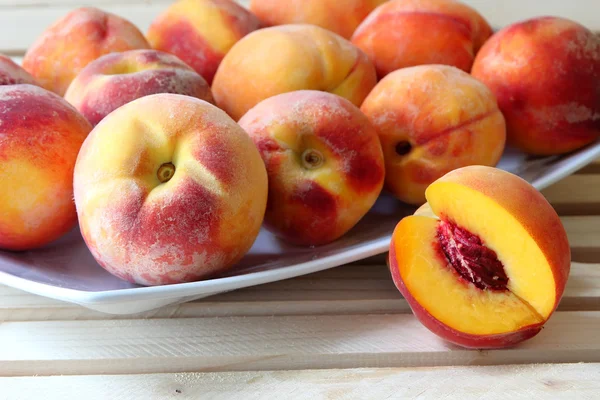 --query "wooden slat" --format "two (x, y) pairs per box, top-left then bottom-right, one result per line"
(1, 262), (599, 321)
(0, 0), (598, 54)
(2, 363), (600, 399)
(2, 310), (600, 376)
(543, 175), (600, 216)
